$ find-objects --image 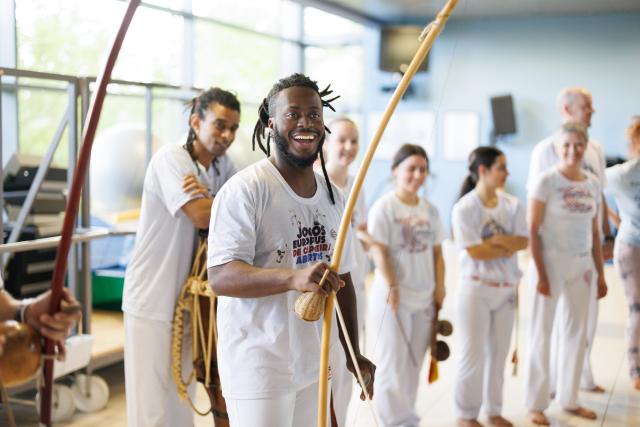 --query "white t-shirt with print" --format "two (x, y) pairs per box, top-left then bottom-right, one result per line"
(207, 158), (356, 400)
(452, 190), (528, 284)
(529, 168), (599, 254)
(527, 134), (606, 237)
(606, 158), (640, 246)
(367, 192), (445, 310)
(122, 144), (235, 322)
